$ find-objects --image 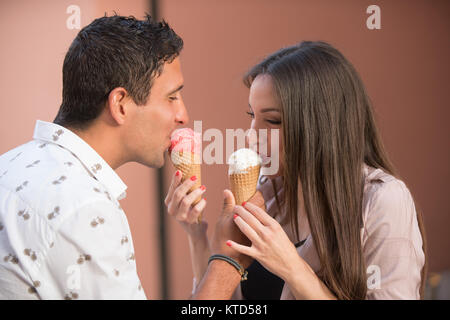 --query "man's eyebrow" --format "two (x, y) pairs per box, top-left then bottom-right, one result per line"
(167, 84), (184, 96)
